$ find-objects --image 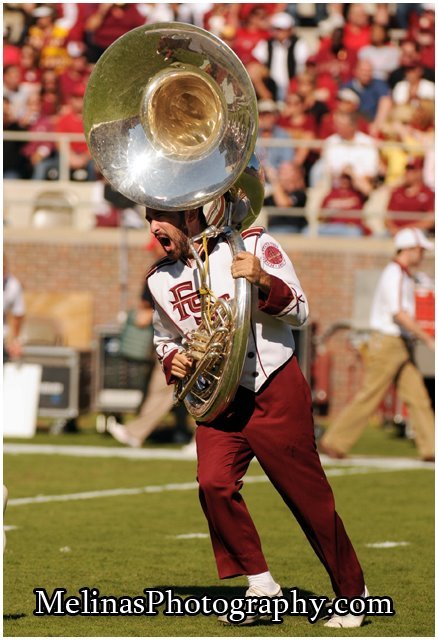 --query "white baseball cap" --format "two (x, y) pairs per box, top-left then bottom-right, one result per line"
(257, 99), (279, 113)
(271, 12), (295, 30)
(394, 227), (434, 251)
